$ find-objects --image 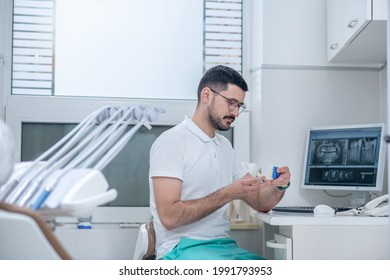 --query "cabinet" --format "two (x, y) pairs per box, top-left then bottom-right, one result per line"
(251, 211), (390, 260)
(327, 0), (387, 64)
